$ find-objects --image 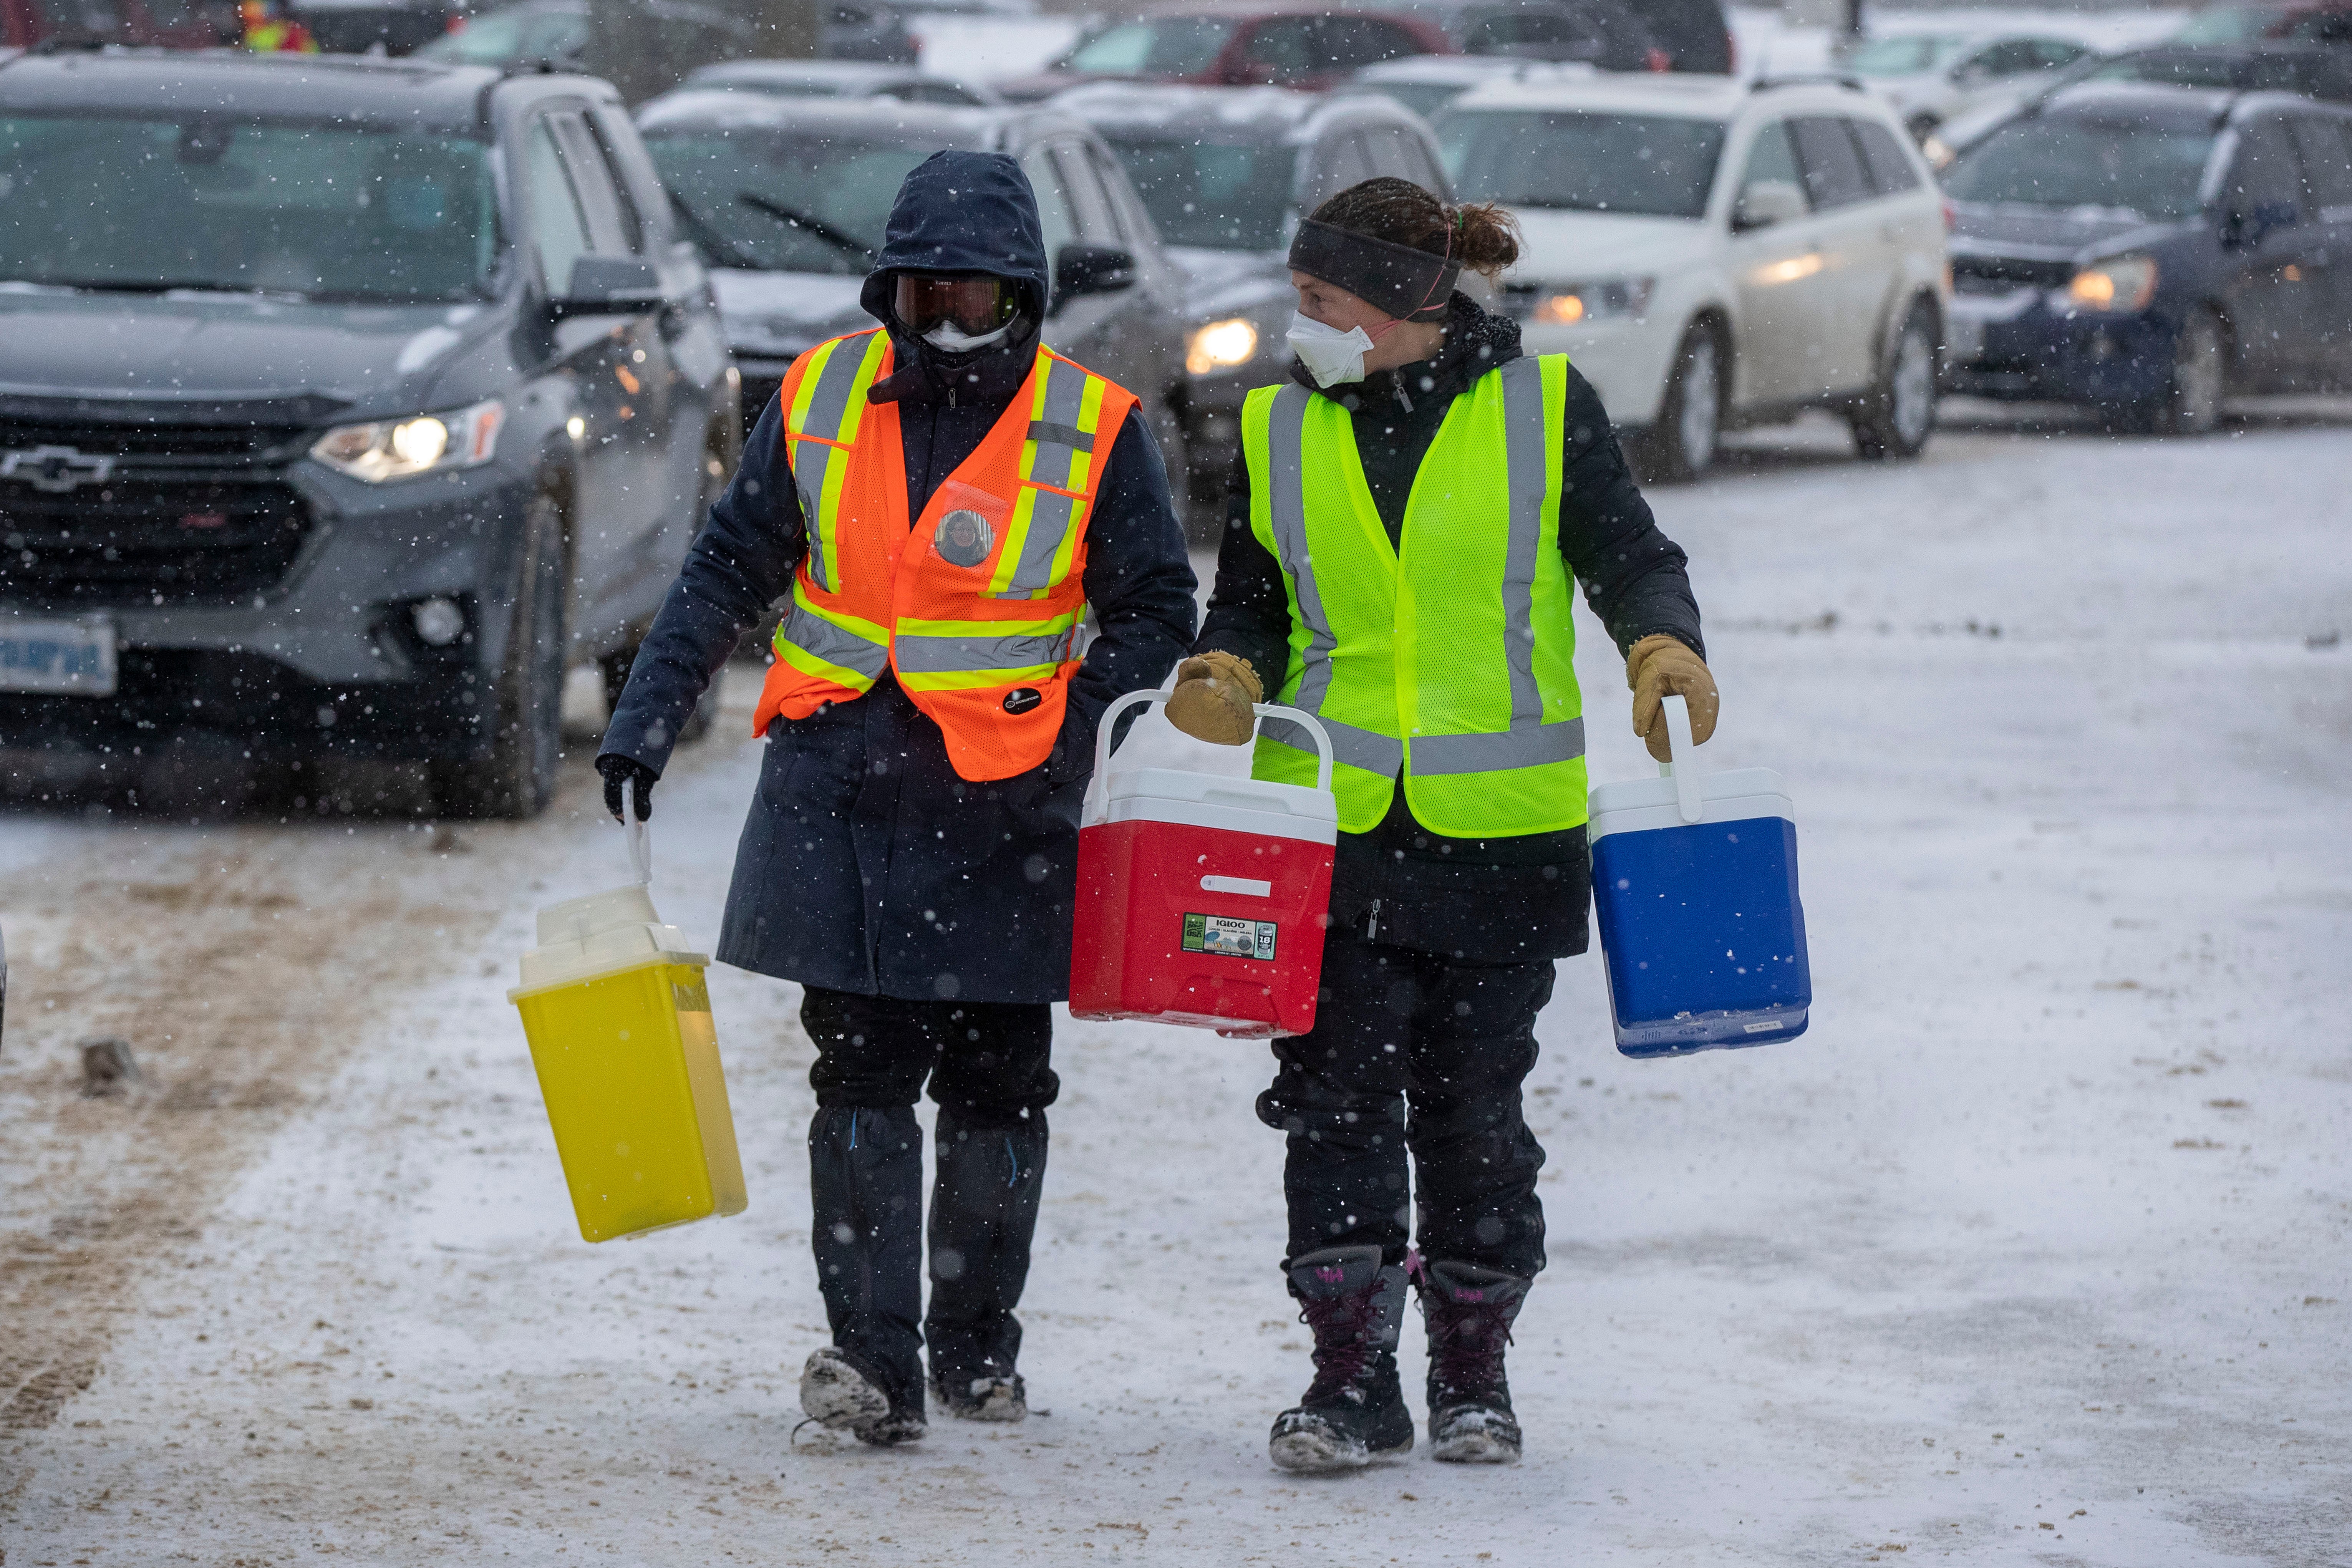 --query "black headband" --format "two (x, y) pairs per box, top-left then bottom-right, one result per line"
(1286, 219), (1460, 323)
